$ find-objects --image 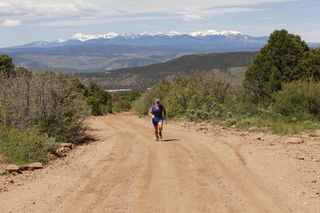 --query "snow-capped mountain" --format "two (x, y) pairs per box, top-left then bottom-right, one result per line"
(69, 32), (119, 41)
(18, 30), (264, 48)
(65, 30), (245, 42)
(64, 30), (247, 42)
